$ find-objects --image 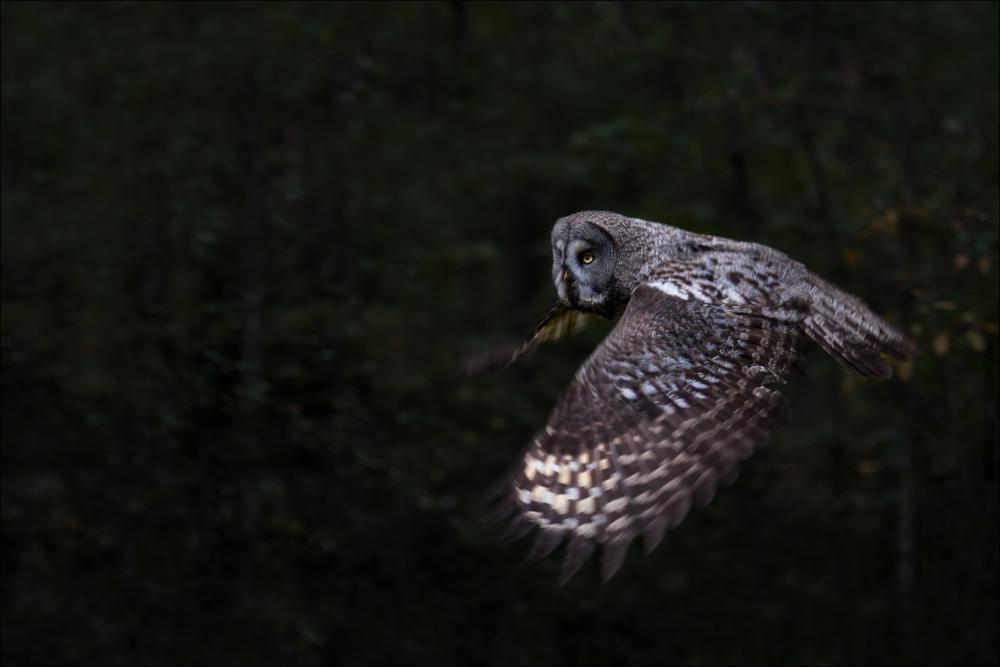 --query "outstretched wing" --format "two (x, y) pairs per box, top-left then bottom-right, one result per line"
(462, 303), (601, 375)
(491, 283), (805, 584)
